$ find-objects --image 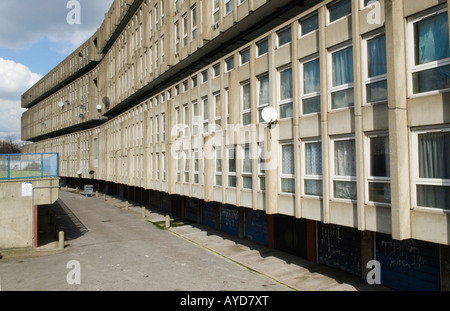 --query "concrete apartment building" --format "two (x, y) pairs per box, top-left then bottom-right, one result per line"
(20, 0), (450, 290)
